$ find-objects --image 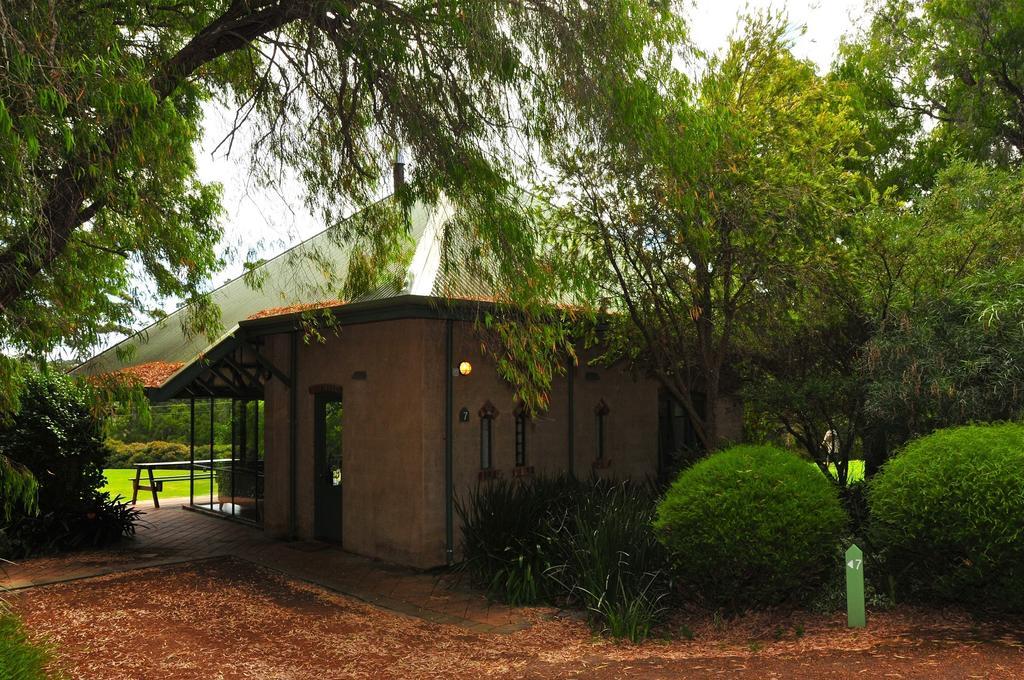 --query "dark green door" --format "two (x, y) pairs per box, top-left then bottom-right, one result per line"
(314, 392), (343, 542)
